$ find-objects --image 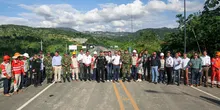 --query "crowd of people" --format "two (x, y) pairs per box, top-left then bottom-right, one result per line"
(1, 49), (220, 97)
